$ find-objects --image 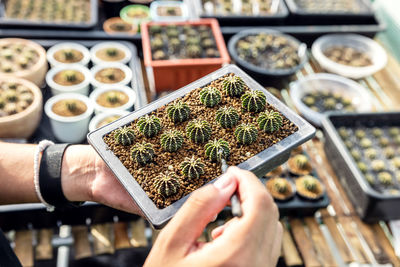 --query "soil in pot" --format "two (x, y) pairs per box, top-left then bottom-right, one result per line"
(53, 70), (85, 86)
(97, 115), (123, 129)
(96, 90), (129, 108)
(296, 175), (324, 200)
(266, 177), (294, 201)
(103, 73), (298, 209)
(95, 68), (126, 84)
(52, 99), (87, 117)
(323, 46), (372, 67)
(0, 81), (34, 116)
(109, 21), (134, 32)
(0, 43), (40, 74)
(301, 90), (355, 113)
(53, 48), (84, 64)
(95, 48), (126, 62)
(157, 6), (182, 16)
